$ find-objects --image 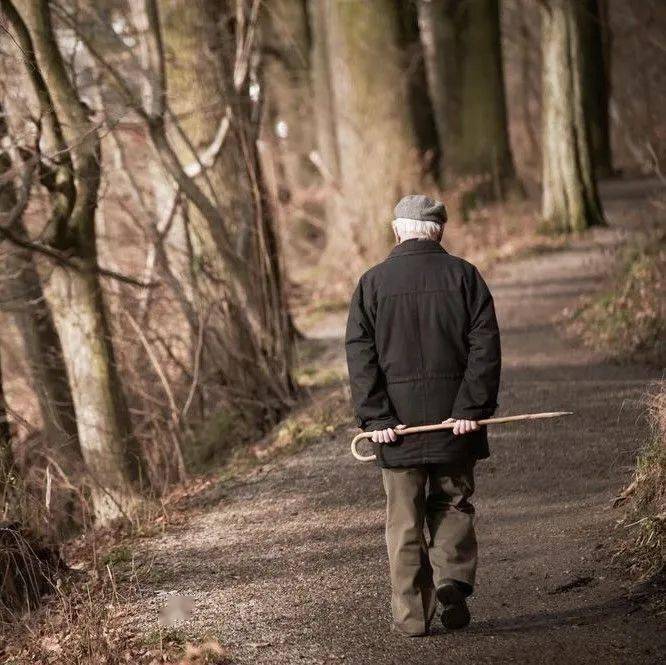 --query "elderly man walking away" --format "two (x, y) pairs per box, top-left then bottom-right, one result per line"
(345, 195), (501, 637)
